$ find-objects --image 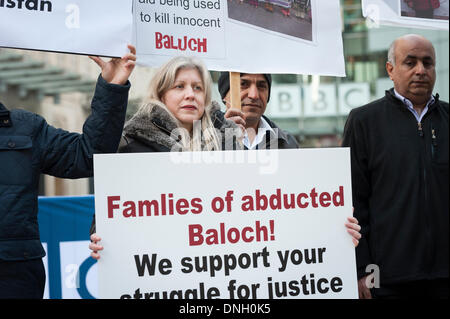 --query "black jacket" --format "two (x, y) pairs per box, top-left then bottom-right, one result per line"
(342, 89), (449, 285)
(0, 75), (129, 261)
(252, 115), (299, 150)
